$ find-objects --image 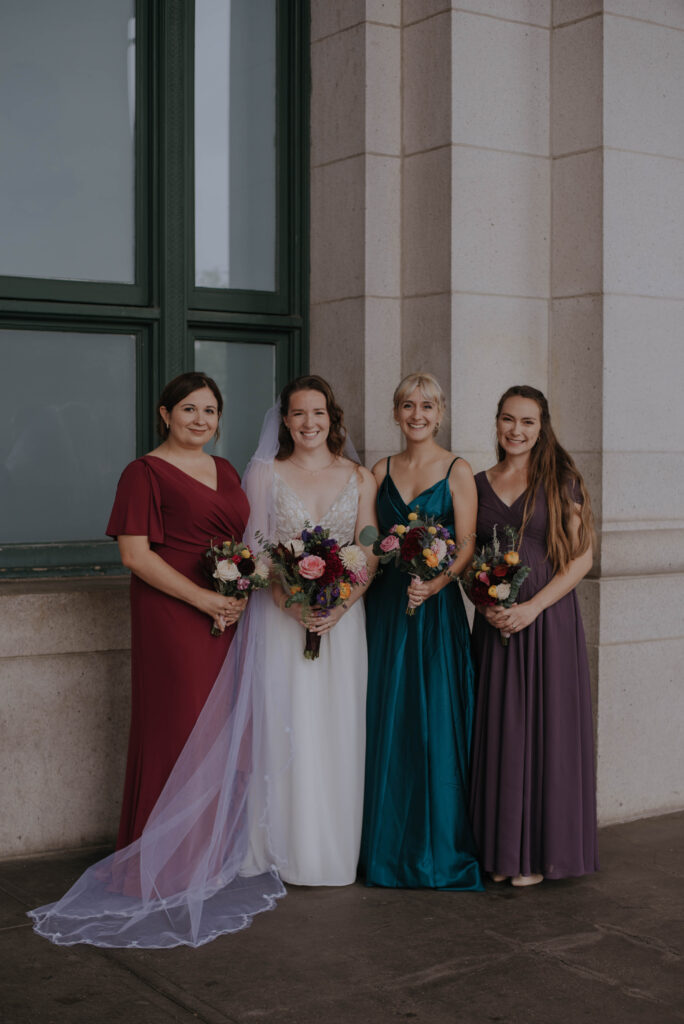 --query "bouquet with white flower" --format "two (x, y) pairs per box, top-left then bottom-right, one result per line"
(204, 537), (270, 636)
(460, 524), (531, 646)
